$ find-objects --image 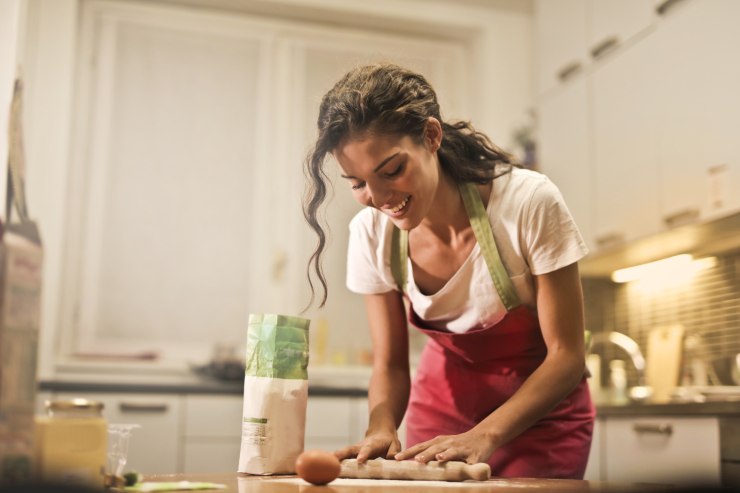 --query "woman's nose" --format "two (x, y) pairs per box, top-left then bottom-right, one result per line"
(366, 183), (391, 208)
